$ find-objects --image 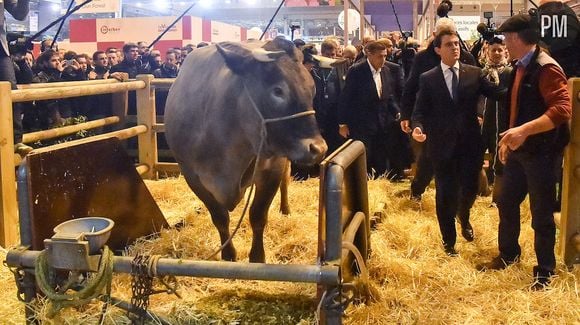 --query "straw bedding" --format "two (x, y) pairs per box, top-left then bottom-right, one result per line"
(0, 176), (578, 324)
